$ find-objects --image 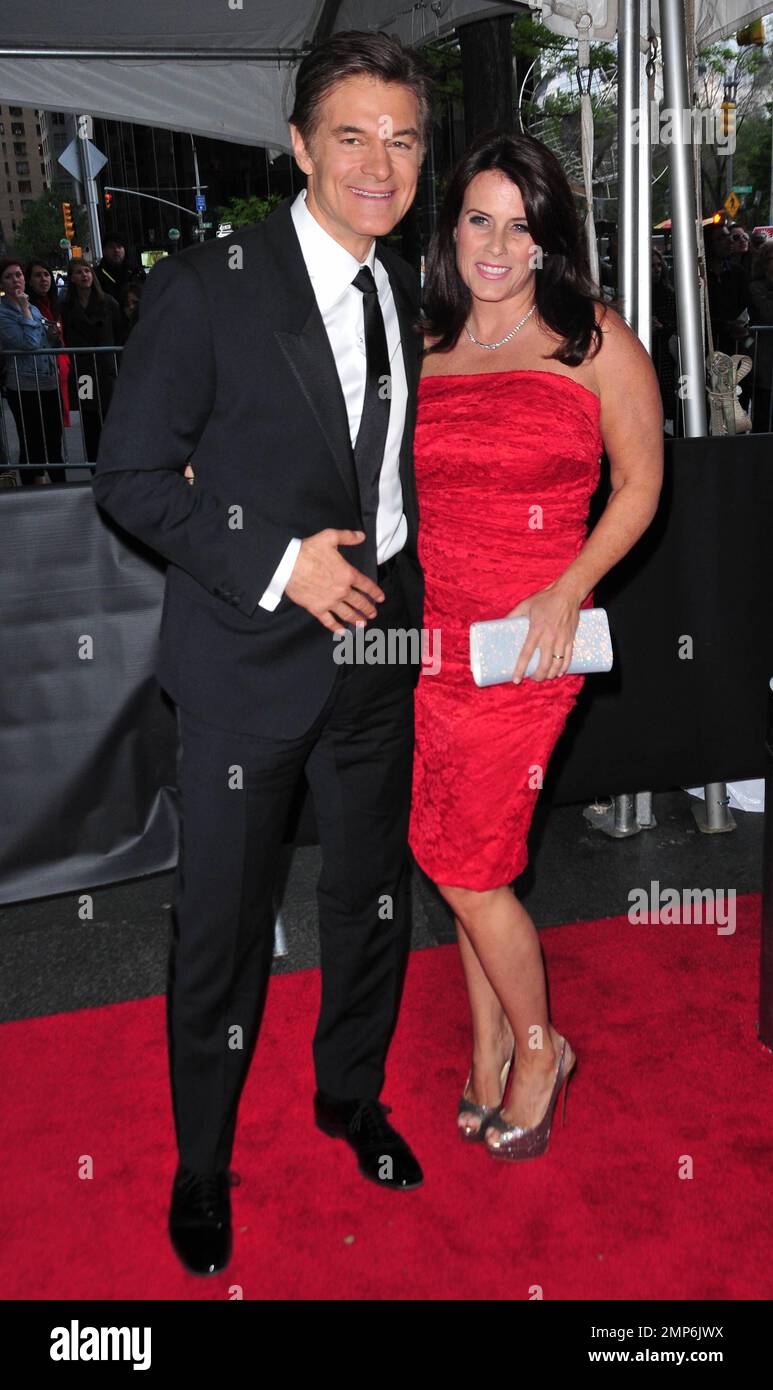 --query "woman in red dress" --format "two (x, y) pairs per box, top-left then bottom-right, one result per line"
(408, 132), (663, 1159)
